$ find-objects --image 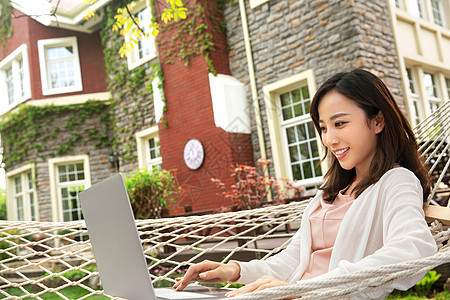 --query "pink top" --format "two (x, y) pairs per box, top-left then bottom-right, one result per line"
(300, 190), (355, 280)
